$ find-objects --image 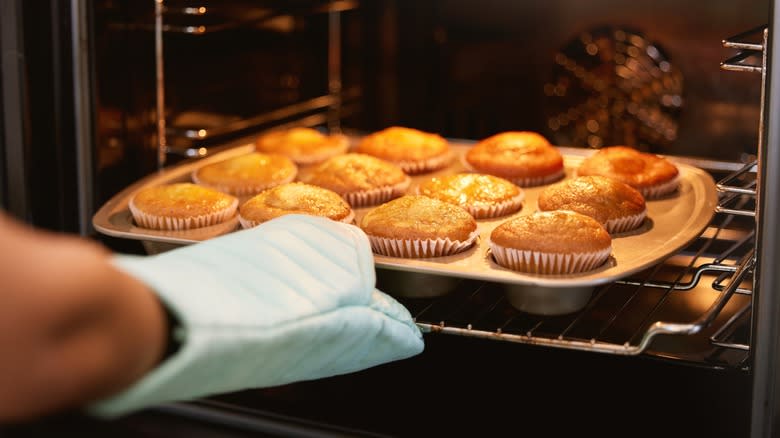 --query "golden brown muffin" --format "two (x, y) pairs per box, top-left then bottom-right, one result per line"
(254, 127), (350, 165)
(356, 126), (452, 174)
(537, 175), (647, 233)
(360, 195), (479, 258)
(299, 153), (411, 208)
(575, 146), (679, 199)
(415, 173), (525, 219)
(489, 210), (612, 275)
(238, 182), (354, 228)
(129, 183), (238, 231)
(464, 131), (565, 187)
(192, 152), (297, 196)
